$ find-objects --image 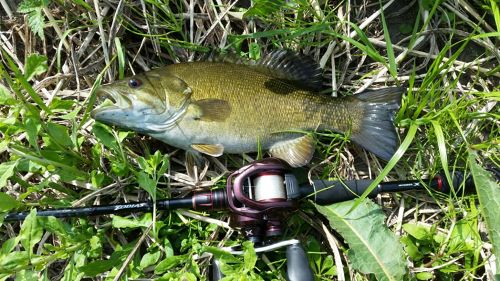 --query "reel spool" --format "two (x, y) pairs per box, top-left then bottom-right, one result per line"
(226, 158), (299, 242)
(249, 172), (287, 202)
